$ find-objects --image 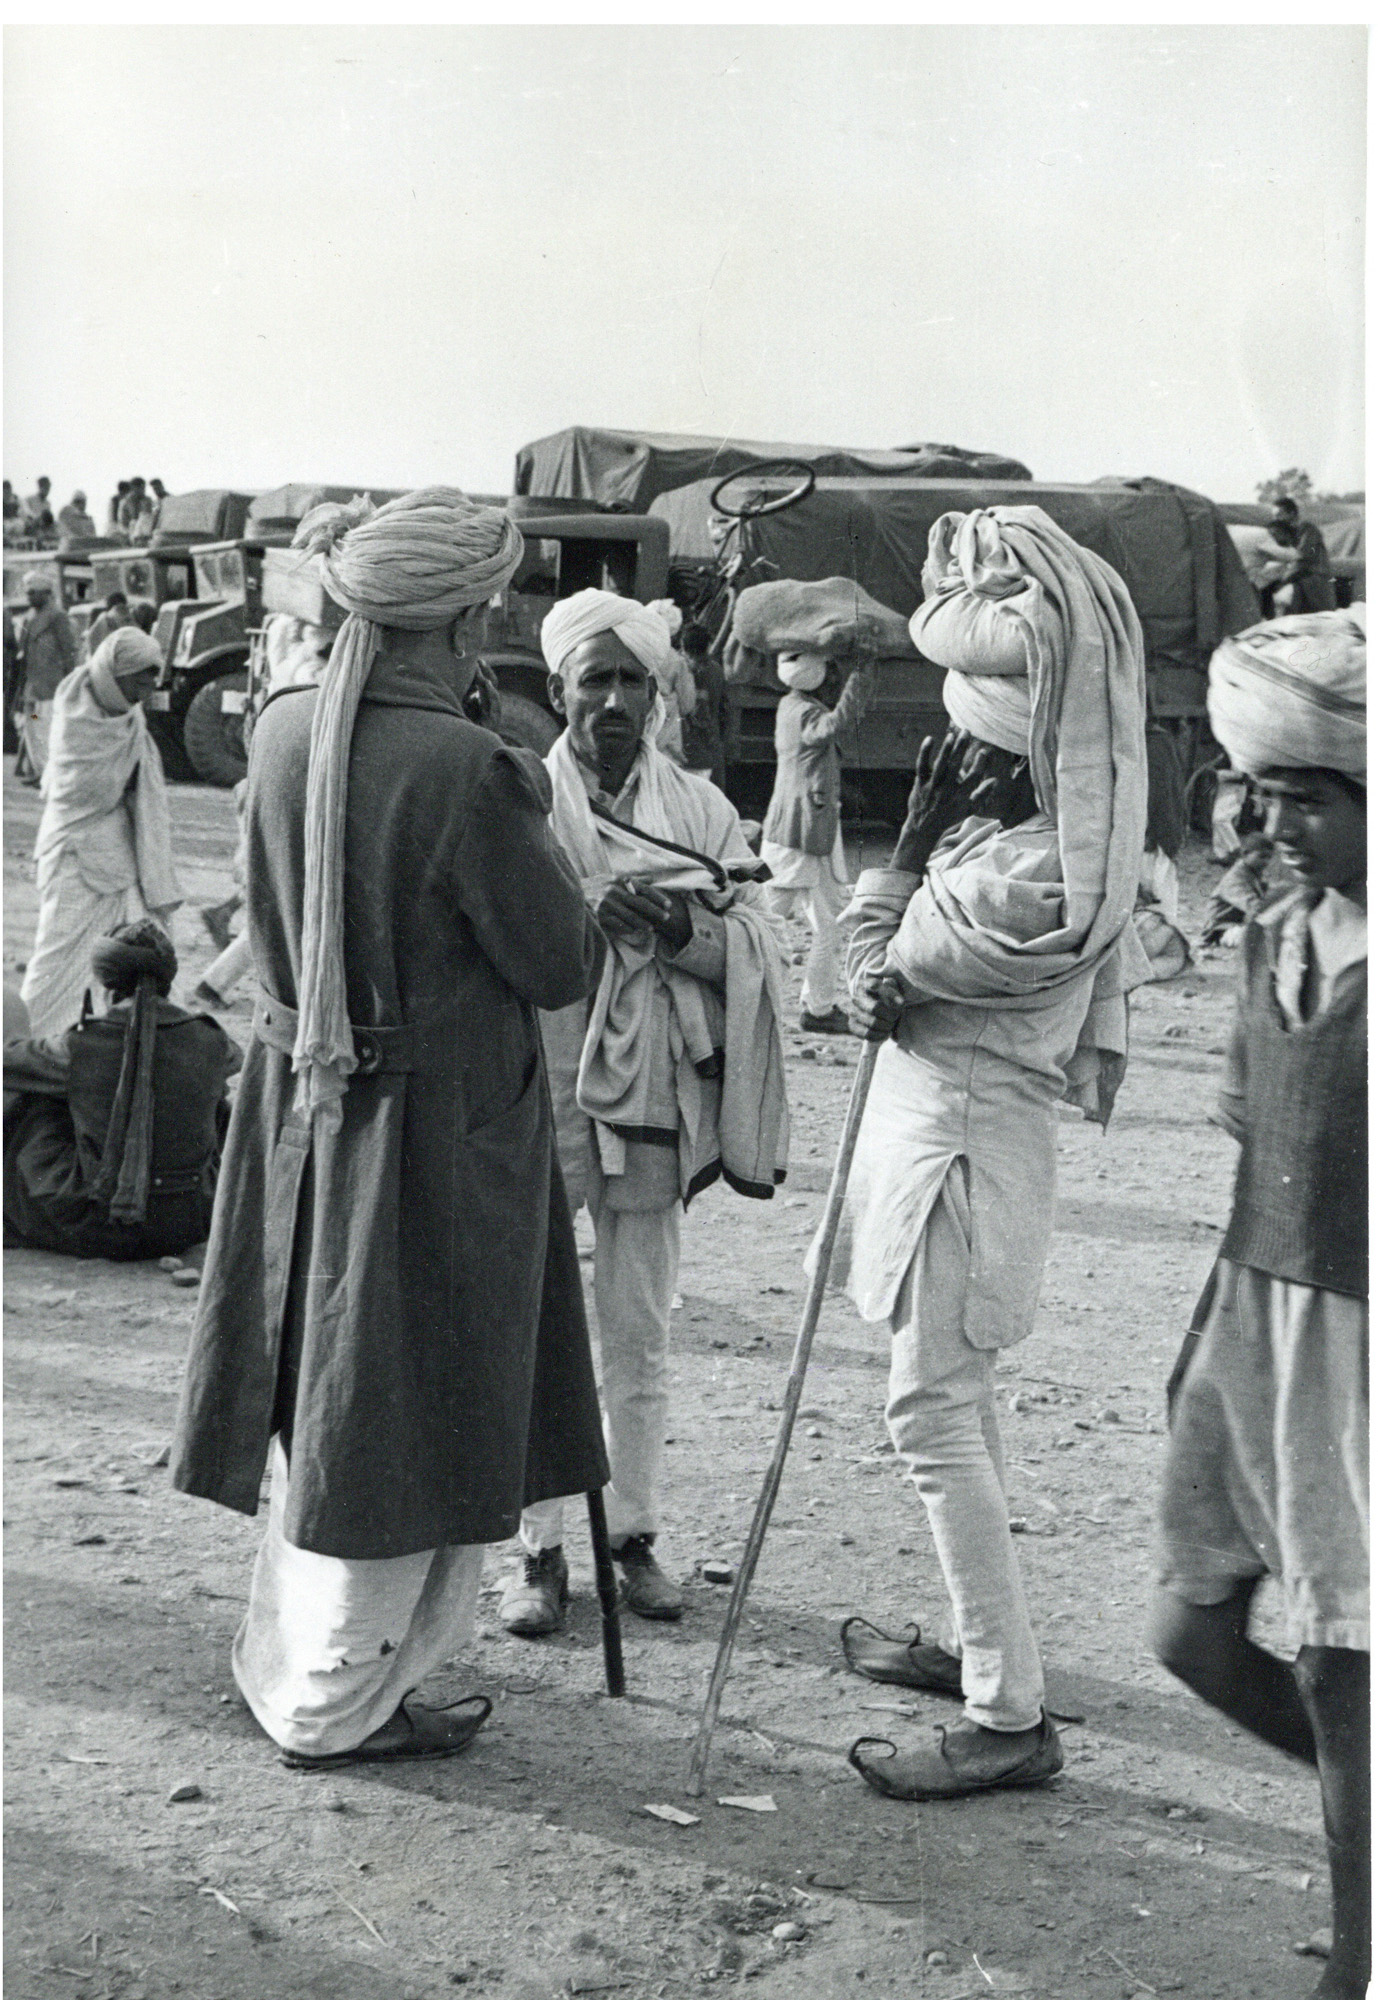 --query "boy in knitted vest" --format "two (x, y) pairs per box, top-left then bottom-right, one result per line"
(1152, 609), (1368, 1999)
